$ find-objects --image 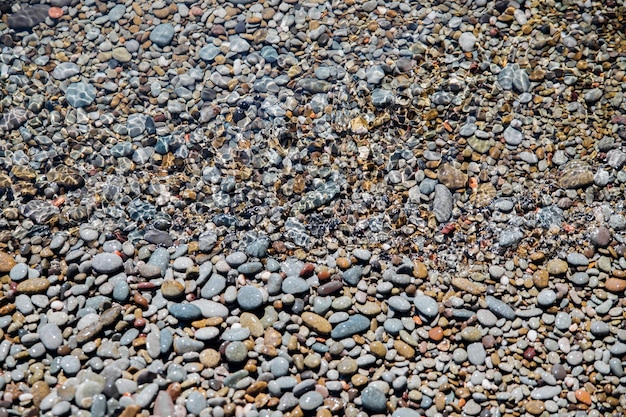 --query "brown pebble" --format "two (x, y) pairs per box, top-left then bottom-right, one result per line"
(547, 259), (568, 275)
(264, 328), (282, 347)
(394, 340), (416, 359)
(532, 270), (549, 288)
(300, 263), (315, 278)
(605, 278), (626, 292)
(0, 252), (16, 272)
(119, 405), (141, 417)
(161, 280), (185, 298)
(16, 278), (50, 294)
(246, 381), (268, 396)
(200, 349), (221, 368)
(316, 409), (332, 417)
(133, 292), (149, 309)
(317, 280), (343, 296)
(350, 374), (368, 387)
(31, 381), (50, 407)
(317, 267), (331, 281)
(369, 341), (387, 357)
(429, 327), (444, 342)
(435, 391), (446, 411)
(525, 400), (545, 415)
(336, 257), (351, 269)
(414, 261), (429, 279)
(166, 382), (182, 400)
(301, 312), (332, 335)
